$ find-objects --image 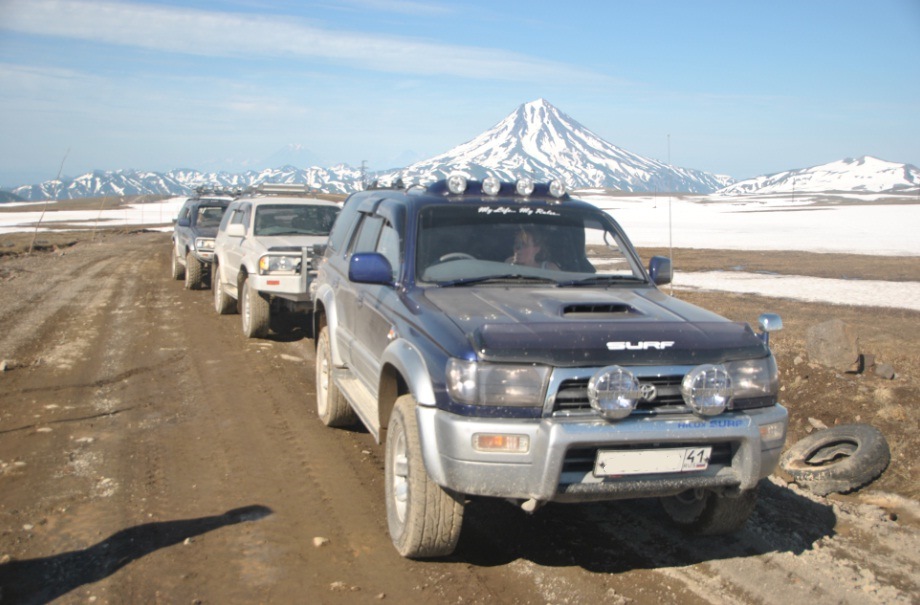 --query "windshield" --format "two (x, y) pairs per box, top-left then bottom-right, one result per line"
(195, 205), (226, 229)
(253, 204), (340, 236)
(415, 204), (644, 285)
